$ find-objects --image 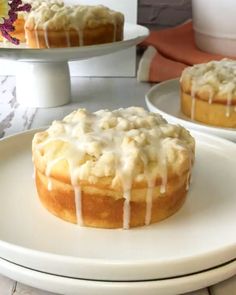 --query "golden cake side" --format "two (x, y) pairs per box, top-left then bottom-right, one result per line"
(35, 169), (189, 228)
